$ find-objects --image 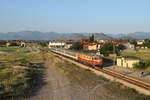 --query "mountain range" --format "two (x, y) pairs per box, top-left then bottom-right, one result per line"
(0, 31), (149, 40)
(0, 31), (111, 40)
(109, 32), (150, 39)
